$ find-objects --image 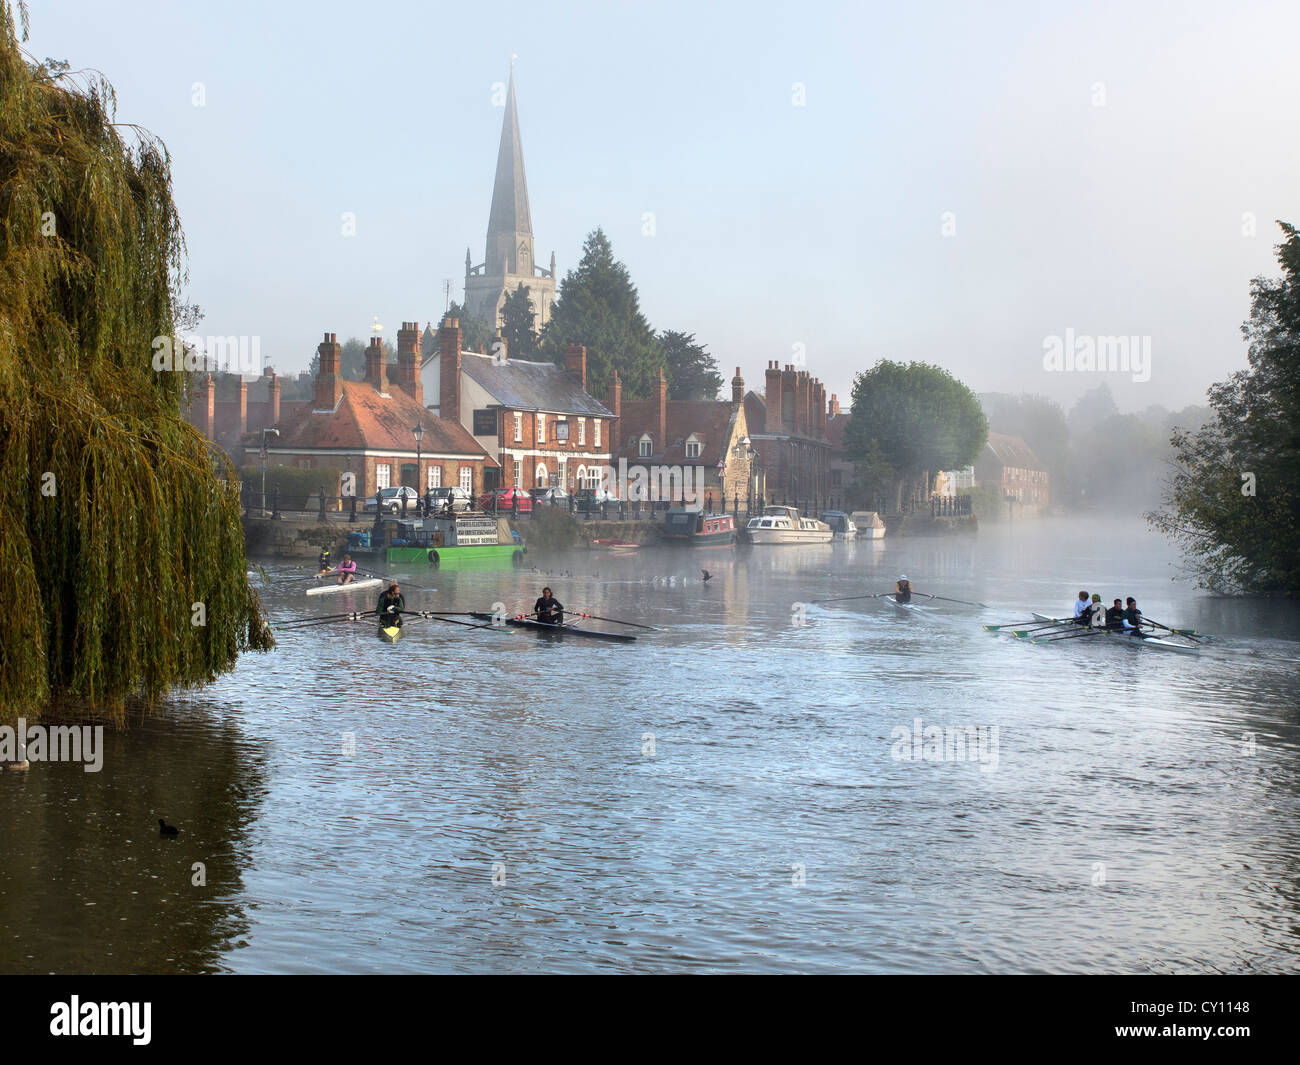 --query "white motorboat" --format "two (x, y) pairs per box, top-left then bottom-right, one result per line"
(745, 505), (834, 544)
